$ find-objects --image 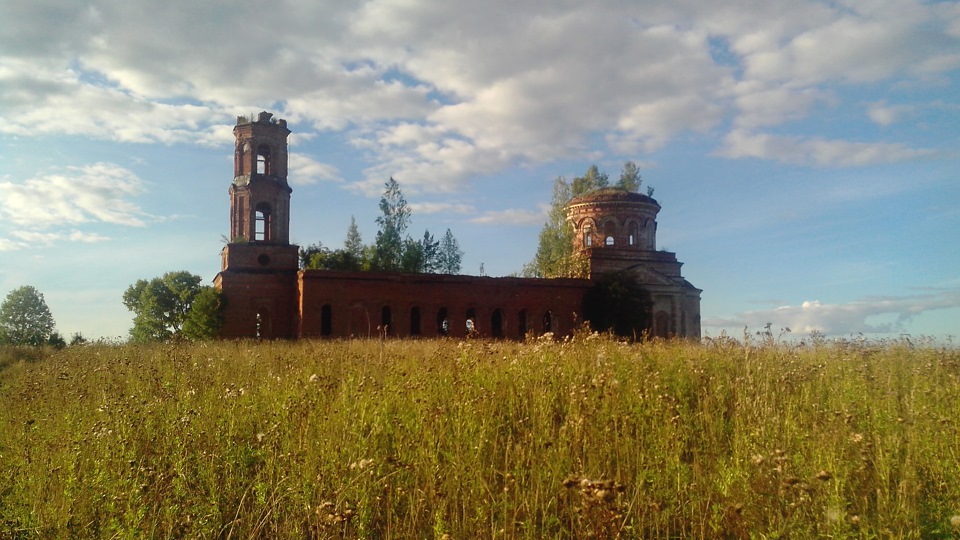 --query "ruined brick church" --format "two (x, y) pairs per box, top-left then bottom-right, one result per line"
(215, 112), (701, 340)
